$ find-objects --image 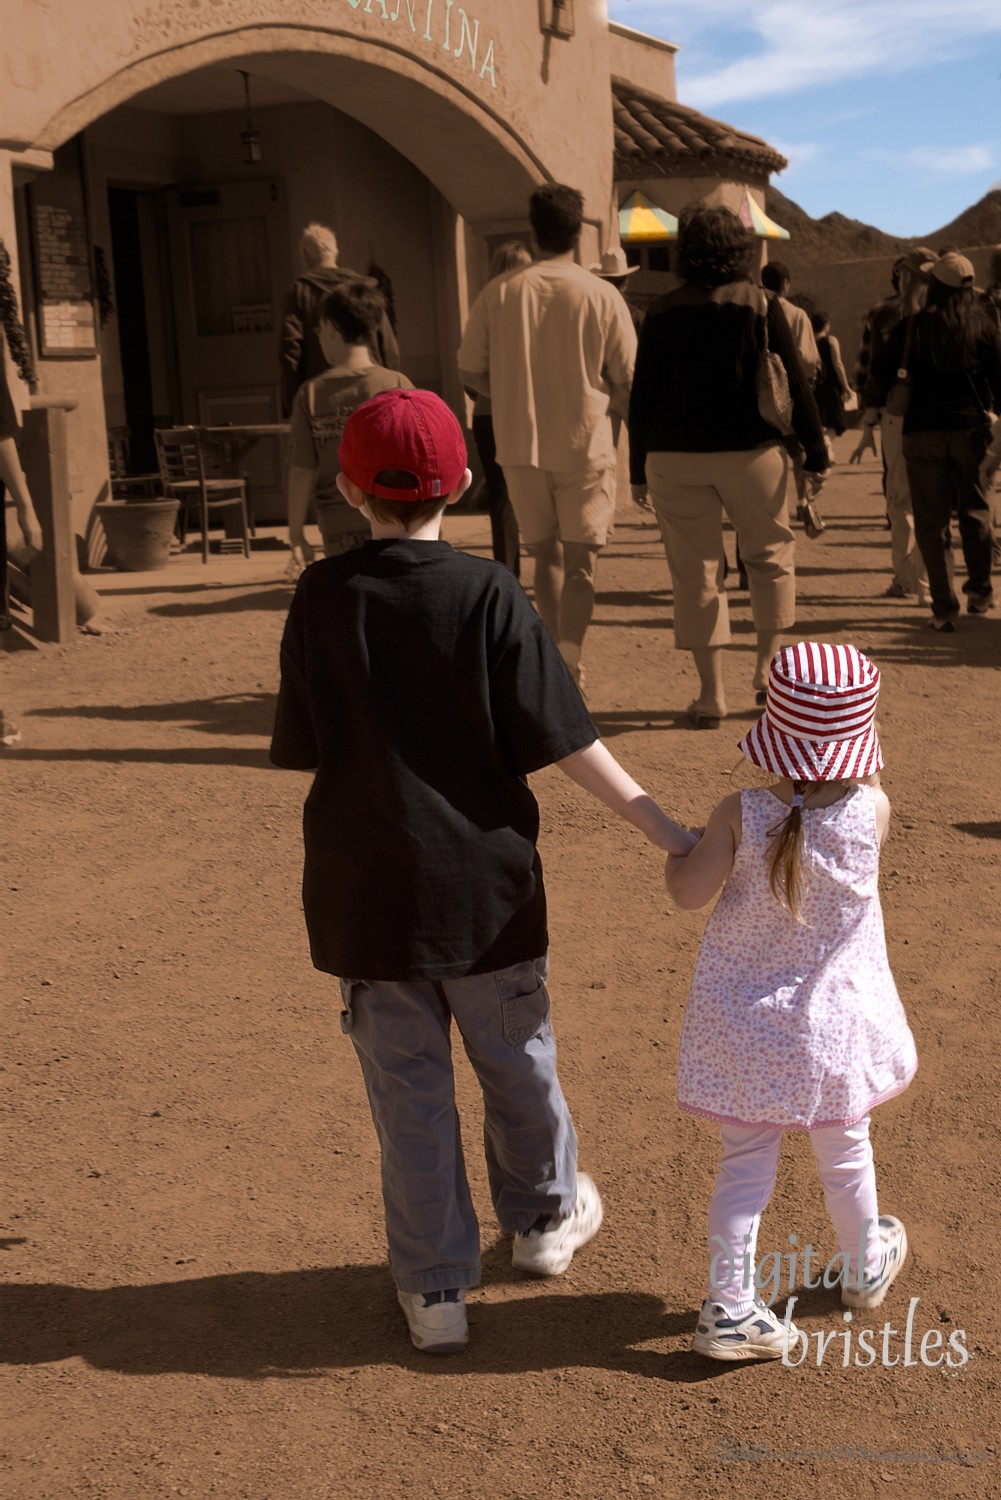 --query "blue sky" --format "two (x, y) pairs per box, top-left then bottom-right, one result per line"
(606, 0), (1001, 237)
